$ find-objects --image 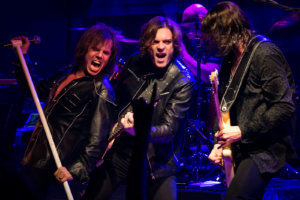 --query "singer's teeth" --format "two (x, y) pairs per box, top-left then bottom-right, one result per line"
(92, 60), (101, 67)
